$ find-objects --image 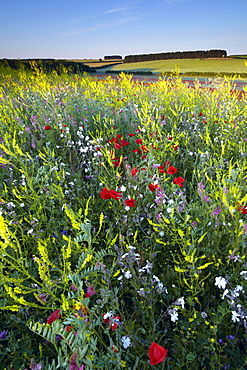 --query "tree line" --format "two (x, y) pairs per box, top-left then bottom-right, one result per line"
(0, 59), (96, 74)
(124, 49), (227, 63)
